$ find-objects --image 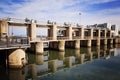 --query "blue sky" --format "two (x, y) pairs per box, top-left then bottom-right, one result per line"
(0, 0), (120, 26)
